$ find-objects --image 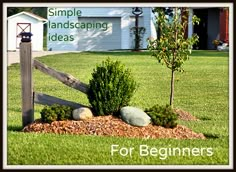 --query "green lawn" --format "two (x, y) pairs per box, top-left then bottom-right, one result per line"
(7, 50), (230, 165)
